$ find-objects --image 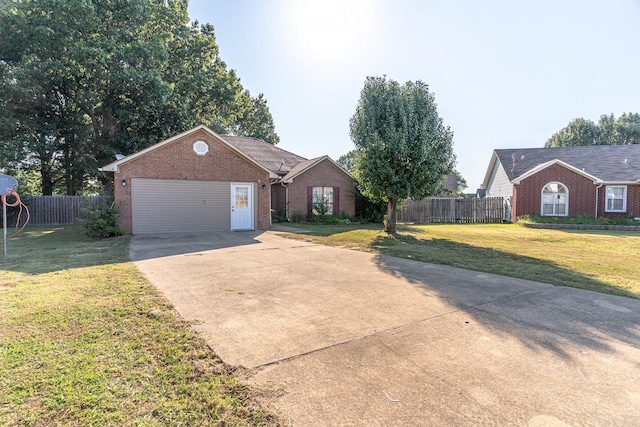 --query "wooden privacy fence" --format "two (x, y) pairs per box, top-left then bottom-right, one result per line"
(9, 195), (113, 226)
(397, 197), (507, 224)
